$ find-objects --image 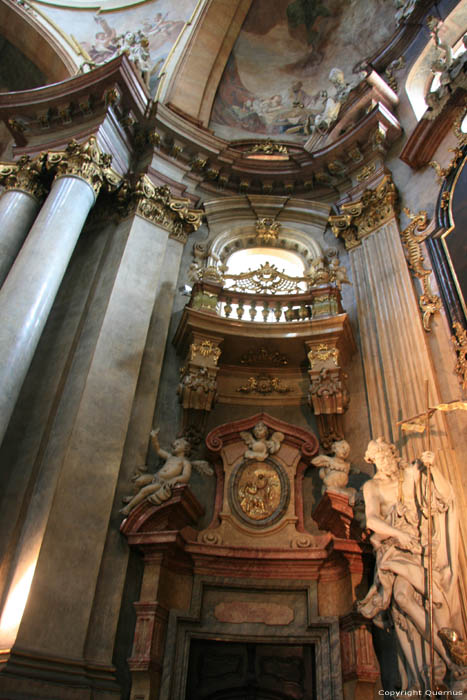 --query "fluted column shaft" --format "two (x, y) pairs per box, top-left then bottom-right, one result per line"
(0, 175), (95, 445)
